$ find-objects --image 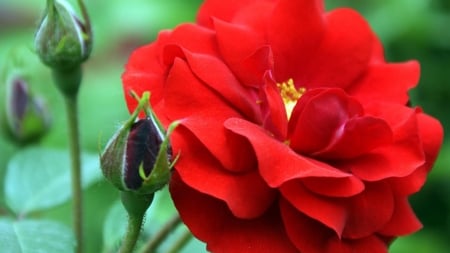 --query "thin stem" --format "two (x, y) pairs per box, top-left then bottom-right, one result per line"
(64, 95), (83, 253)
(165, 229), (192, 253)
(139, 215), (182, 253)
(120, 215), (145, 253)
